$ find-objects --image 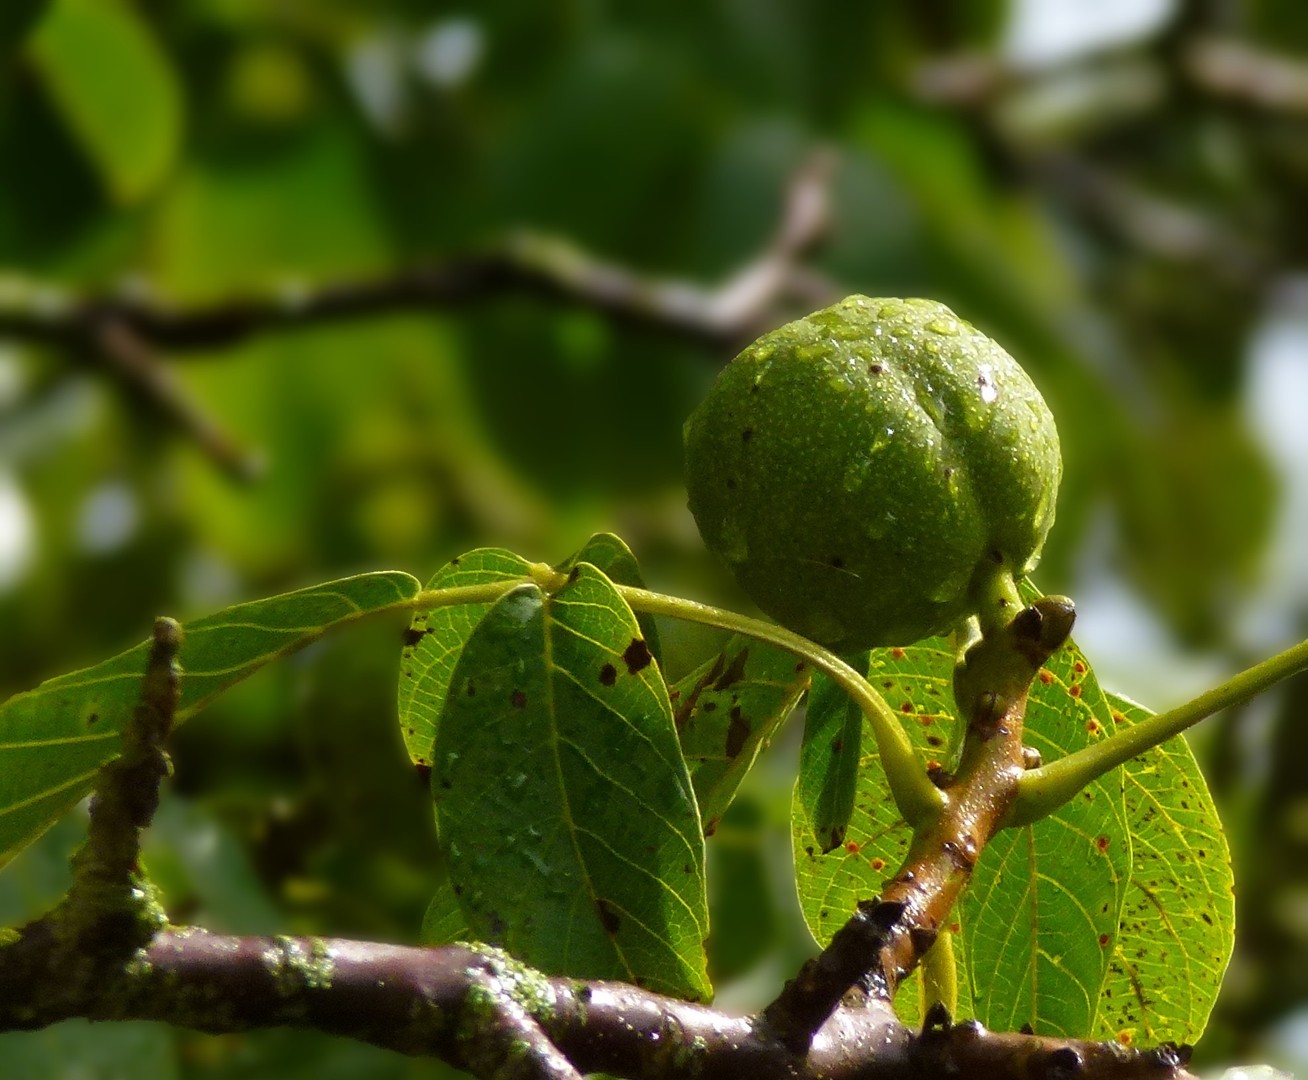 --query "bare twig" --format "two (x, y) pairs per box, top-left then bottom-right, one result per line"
(0, 153), (837, 362)
(94, 318), (262, 482)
